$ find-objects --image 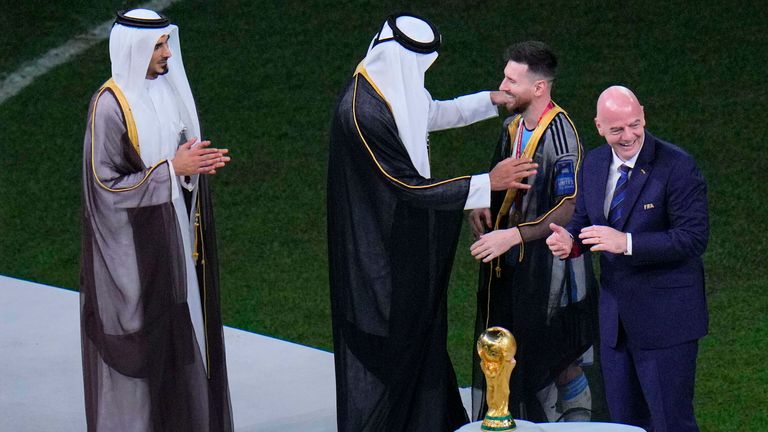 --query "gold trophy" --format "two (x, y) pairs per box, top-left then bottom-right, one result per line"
(477, 327), (517, 432)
